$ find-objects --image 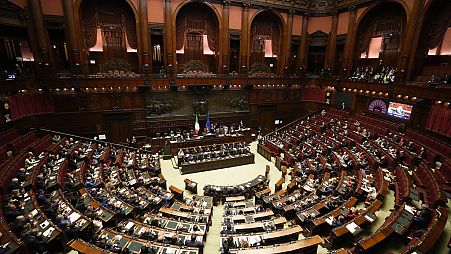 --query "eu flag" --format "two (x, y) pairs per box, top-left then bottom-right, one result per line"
(205, 112), (211, 131)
